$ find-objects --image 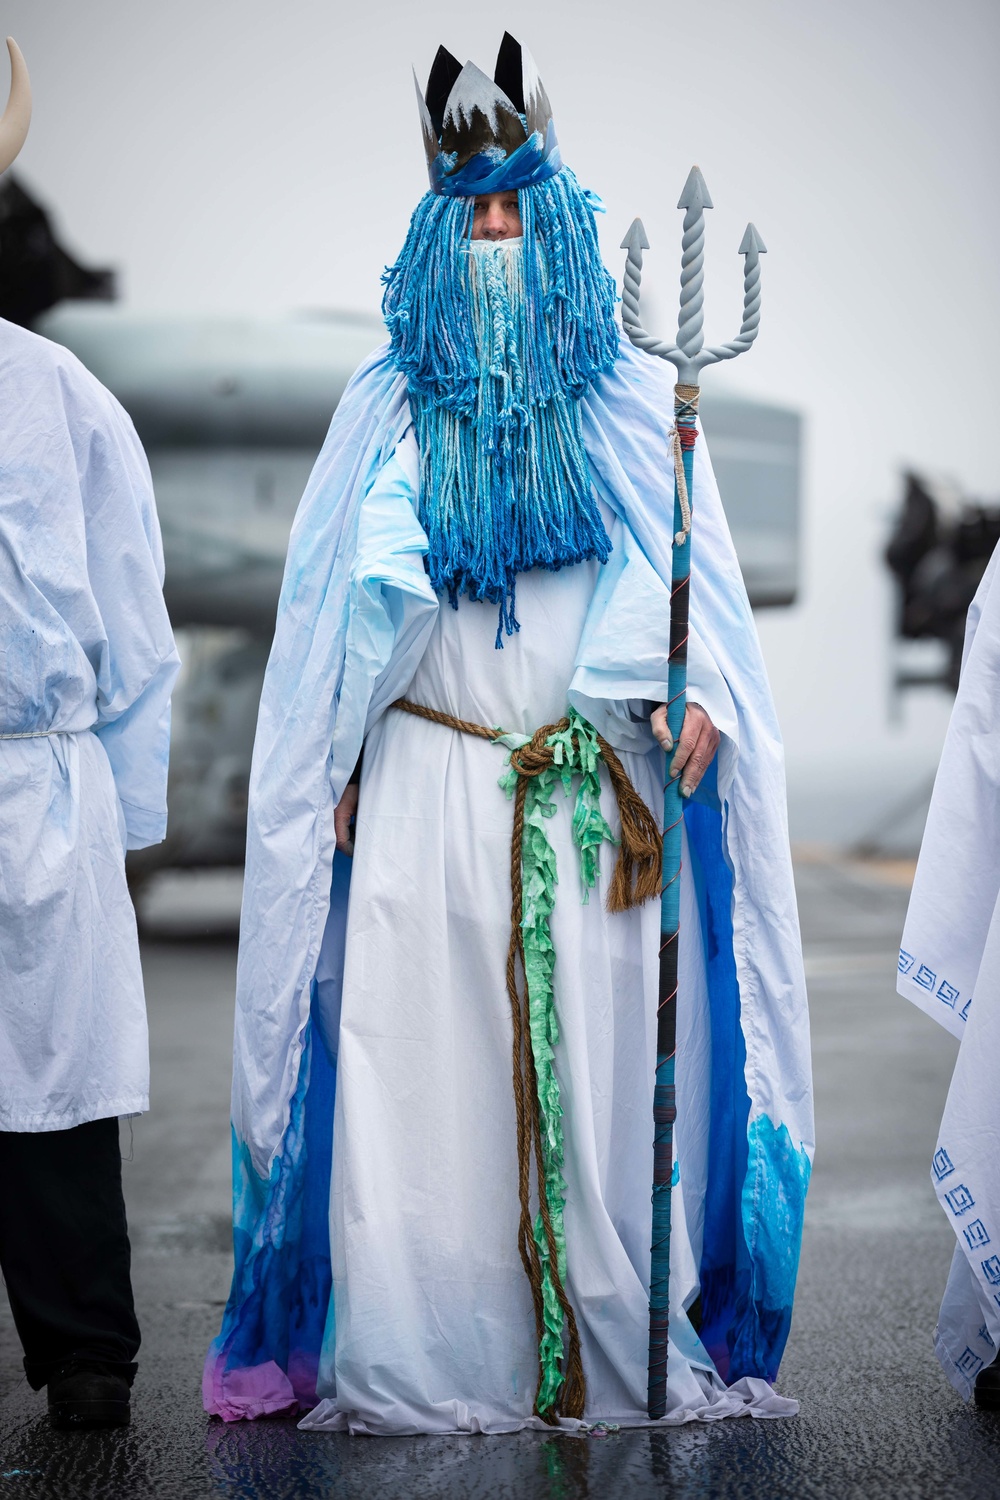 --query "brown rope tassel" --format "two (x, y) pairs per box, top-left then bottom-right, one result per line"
(391, 698), (663, 1421)
(592, 732), (664, 913)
